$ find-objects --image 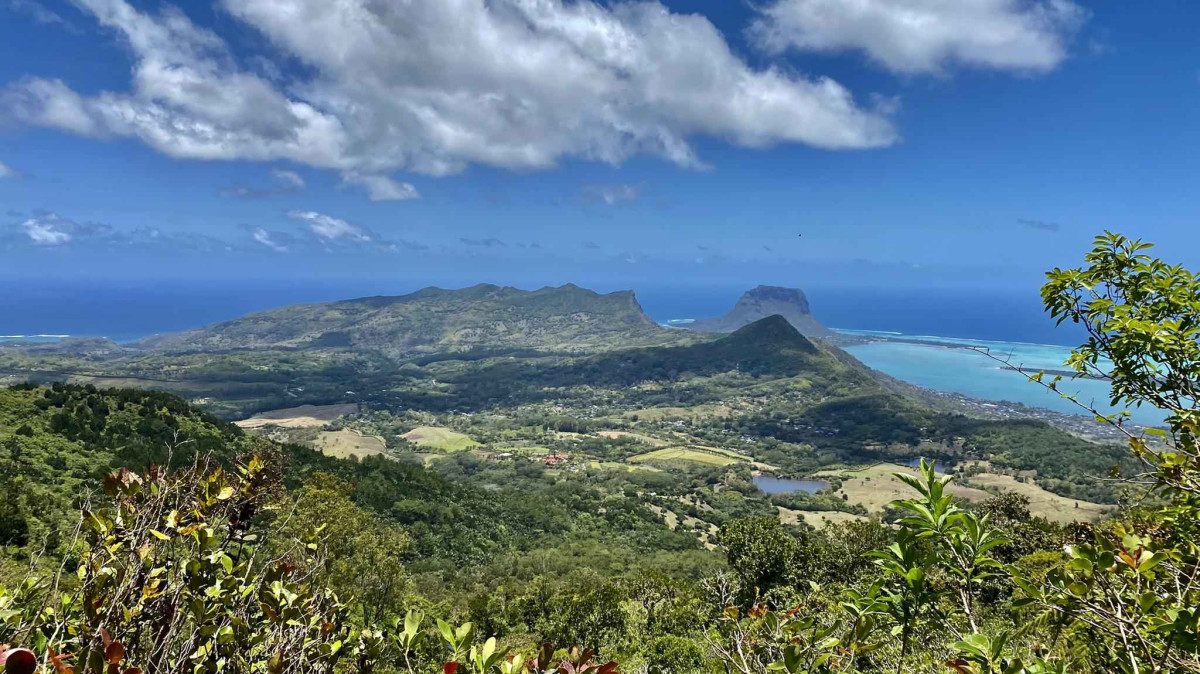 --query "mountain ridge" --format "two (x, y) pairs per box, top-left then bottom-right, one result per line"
(132, 283), (667, 356)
